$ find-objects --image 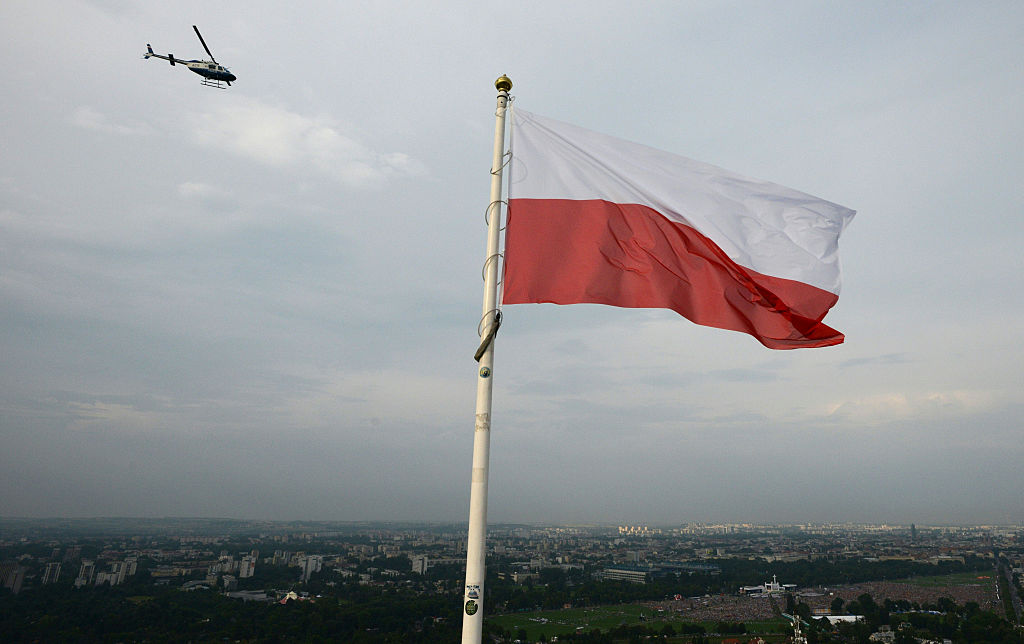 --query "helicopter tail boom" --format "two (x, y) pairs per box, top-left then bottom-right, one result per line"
(143, 44), (174, 66)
